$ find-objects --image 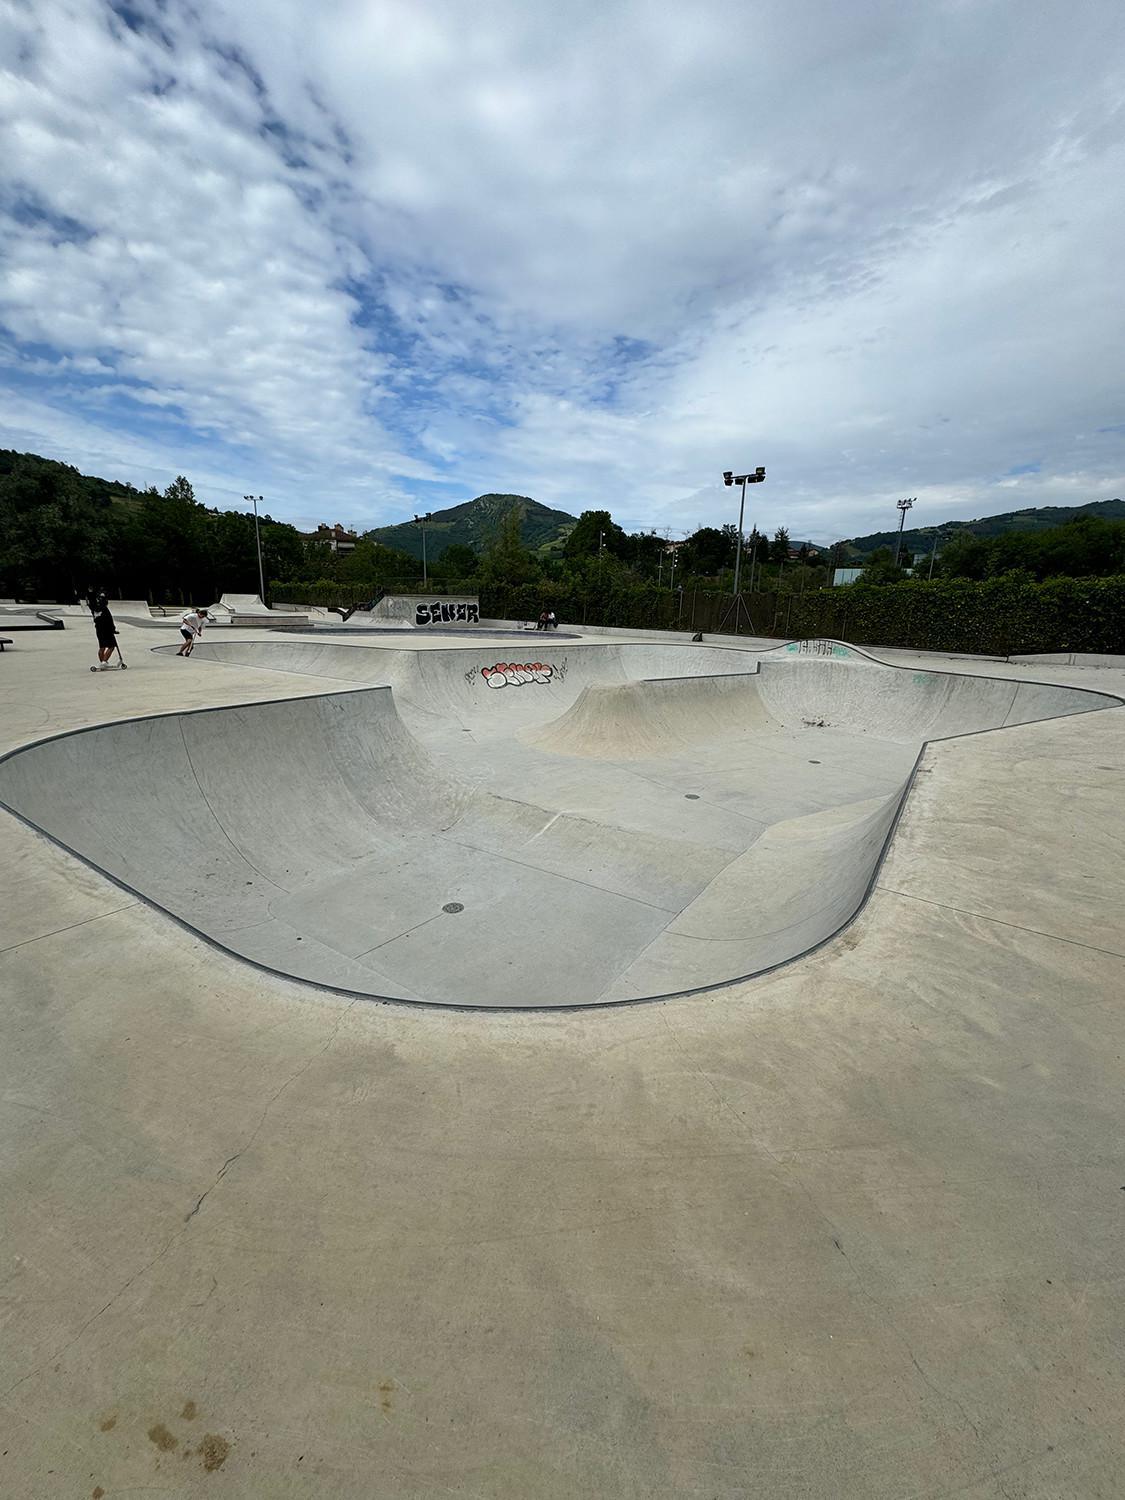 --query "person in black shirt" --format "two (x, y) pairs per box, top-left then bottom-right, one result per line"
(91, 593), (118, 668)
